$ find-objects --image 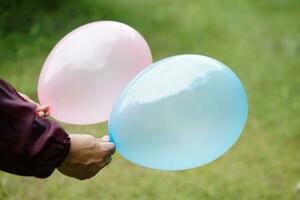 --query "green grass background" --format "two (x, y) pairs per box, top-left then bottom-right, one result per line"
(0, 0), (300, 199)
